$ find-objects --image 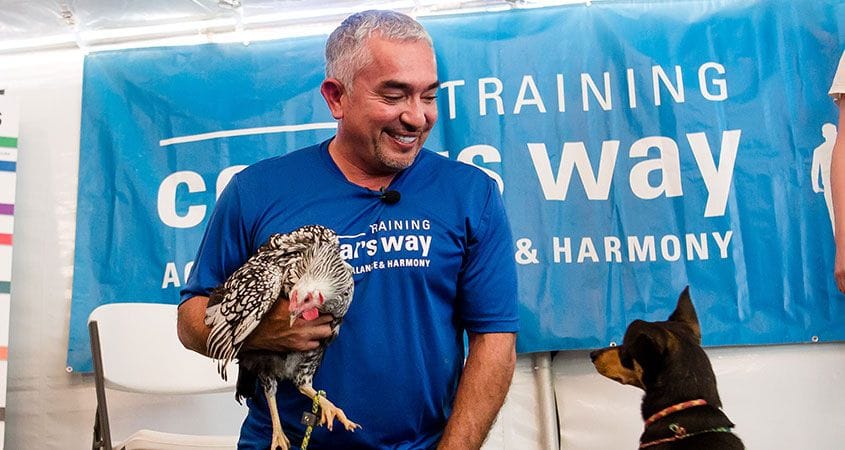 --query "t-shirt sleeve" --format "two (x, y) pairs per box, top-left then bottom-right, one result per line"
(179, 175), (252, 303)
(457, 178), (519, 333)
(830, 50), (845, 103)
